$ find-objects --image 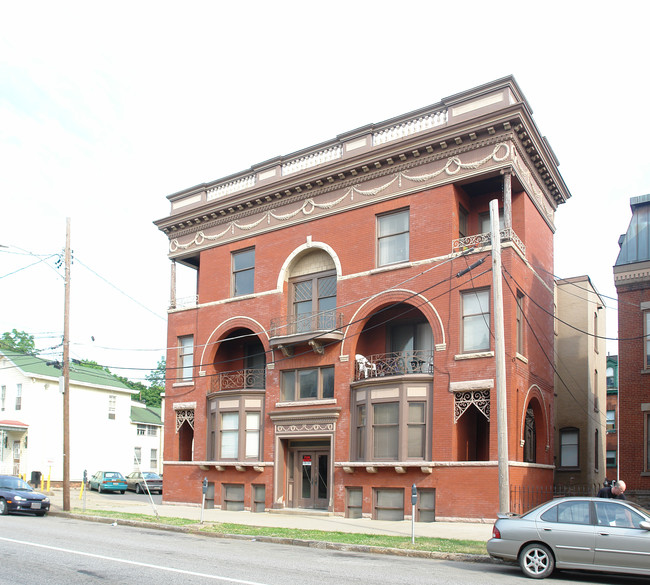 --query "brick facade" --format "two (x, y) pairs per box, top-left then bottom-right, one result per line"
(155, 77), (570, 520)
